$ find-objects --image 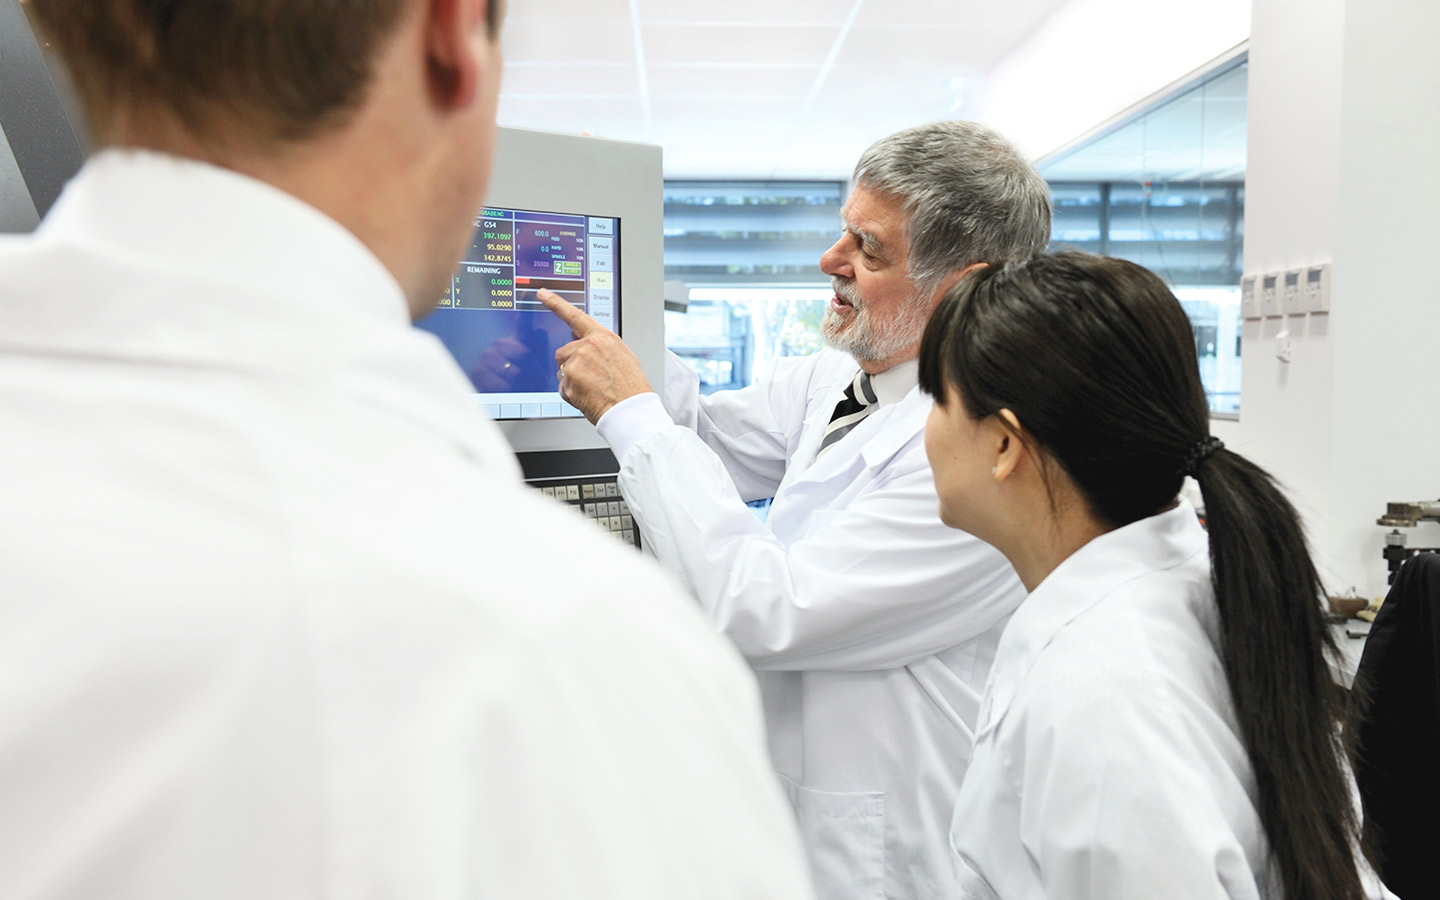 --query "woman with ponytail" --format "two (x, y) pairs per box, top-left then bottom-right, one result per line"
(918, 252), (1390, 899)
